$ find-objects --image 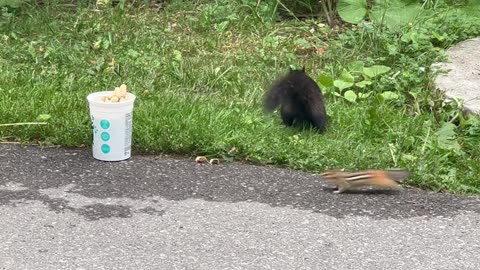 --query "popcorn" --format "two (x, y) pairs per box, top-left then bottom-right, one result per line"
(102, 84), (129, 103)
